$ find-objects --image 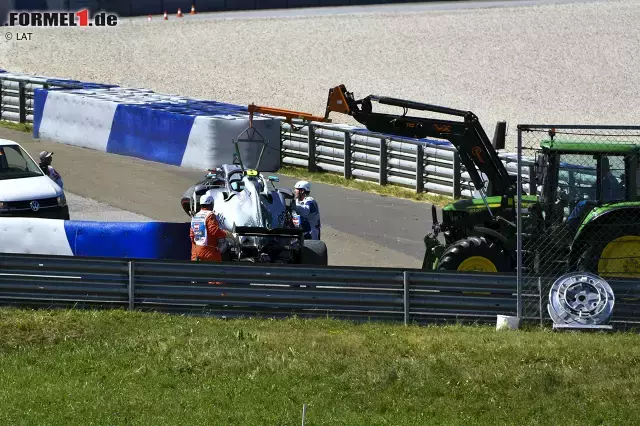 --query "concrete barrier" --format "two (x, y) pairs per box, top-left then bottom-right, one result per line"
(0, 218), (191, 260)
(34, 87), (283, 171)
